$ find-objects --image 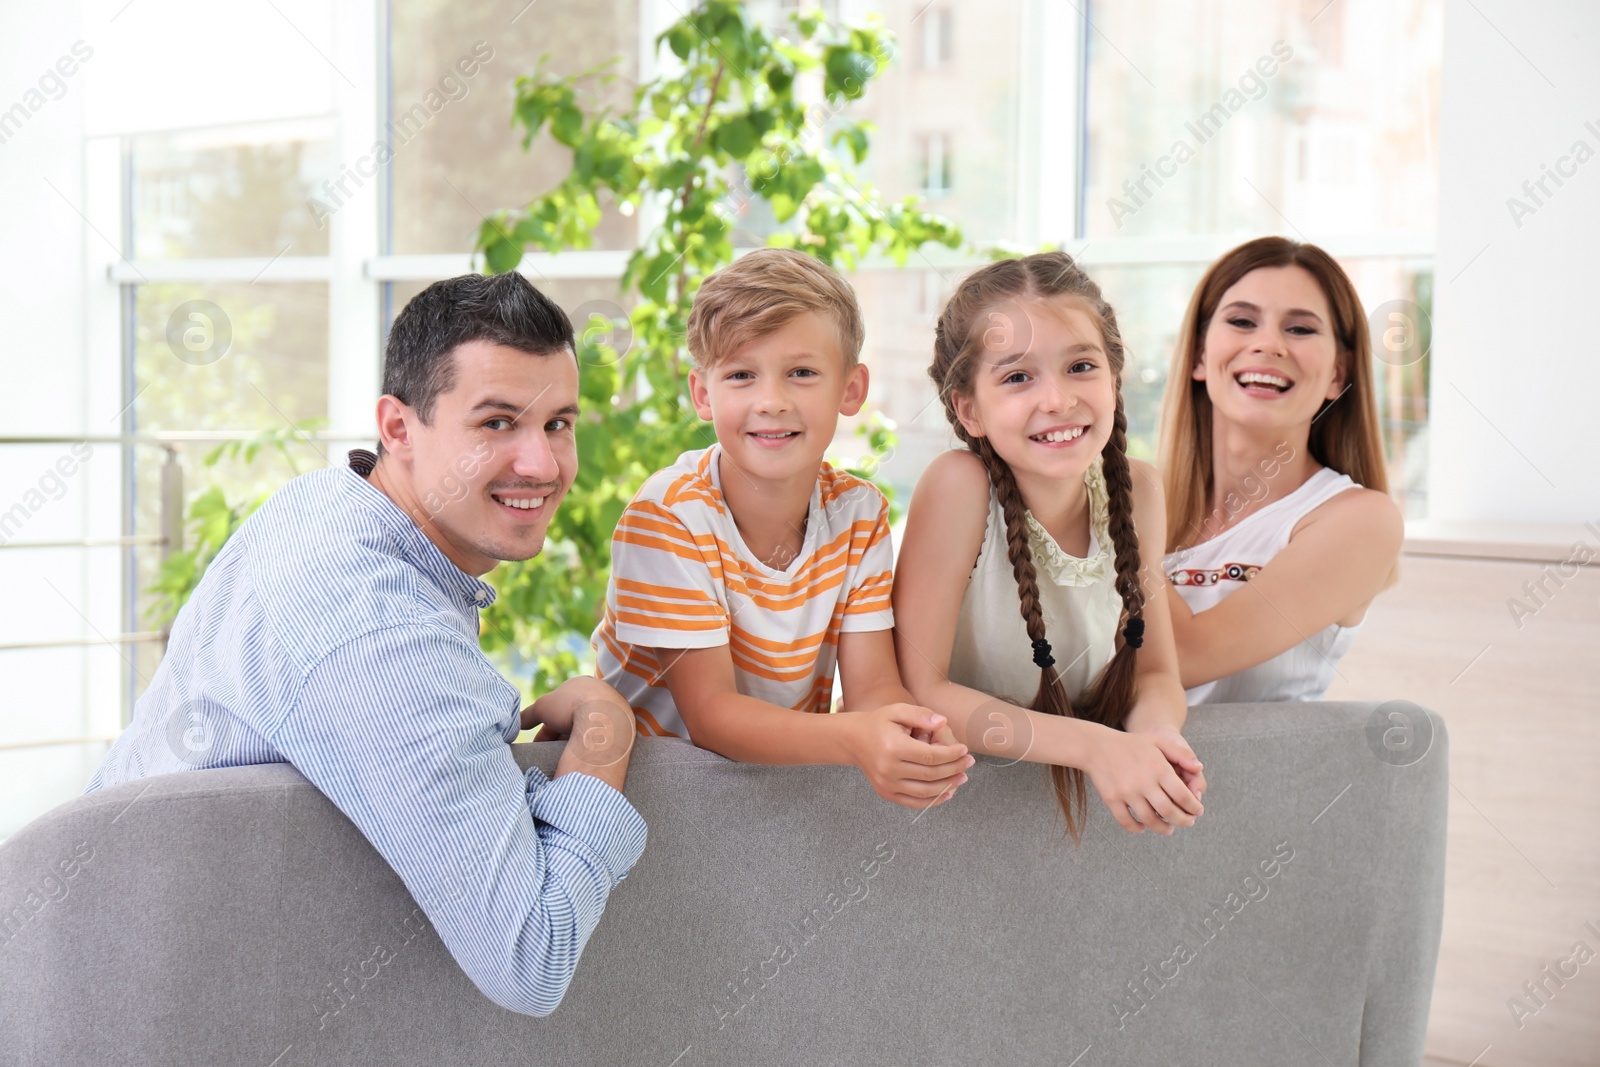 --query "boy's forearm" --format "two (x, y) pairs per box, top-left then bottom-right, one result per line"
(689, 690), (859, 767)
(838, 680), (916, 713)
